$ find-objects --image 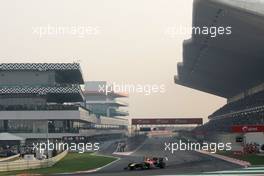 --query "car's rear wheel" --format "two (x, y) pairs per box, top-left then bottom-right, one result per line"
(159, 162), (166, 169)
(144, 163), (150, 169)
